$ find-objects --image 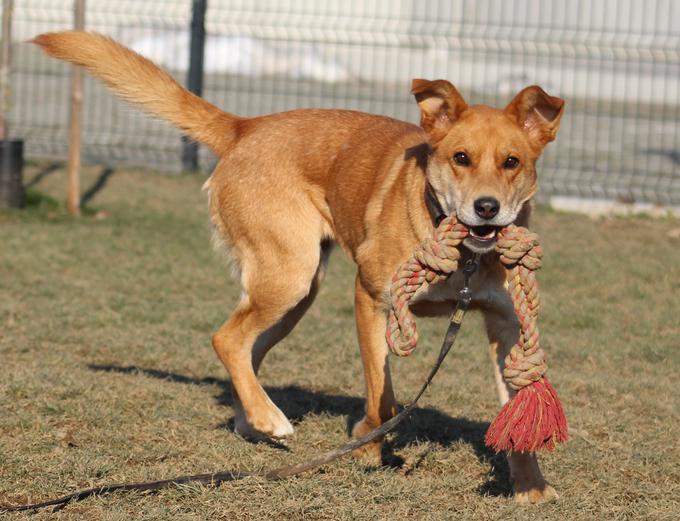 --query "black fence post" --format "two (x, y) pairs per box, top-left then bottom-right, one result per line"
(181, 0), (207, 172)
